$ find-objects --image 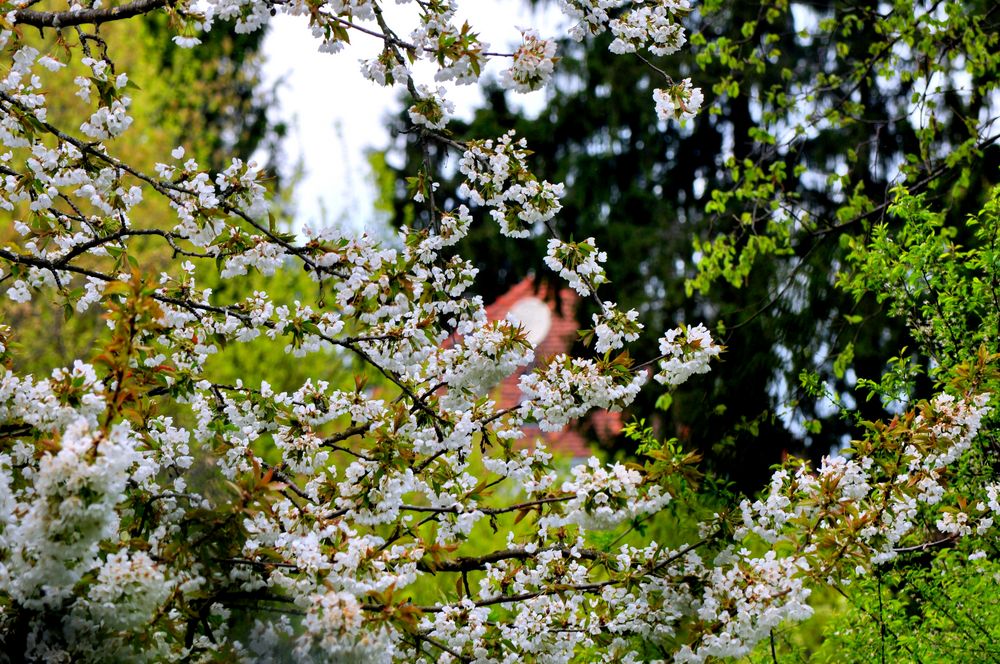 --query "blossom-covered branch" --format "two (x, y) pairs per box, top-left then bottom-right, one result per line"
(11, 0), (172, 28)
